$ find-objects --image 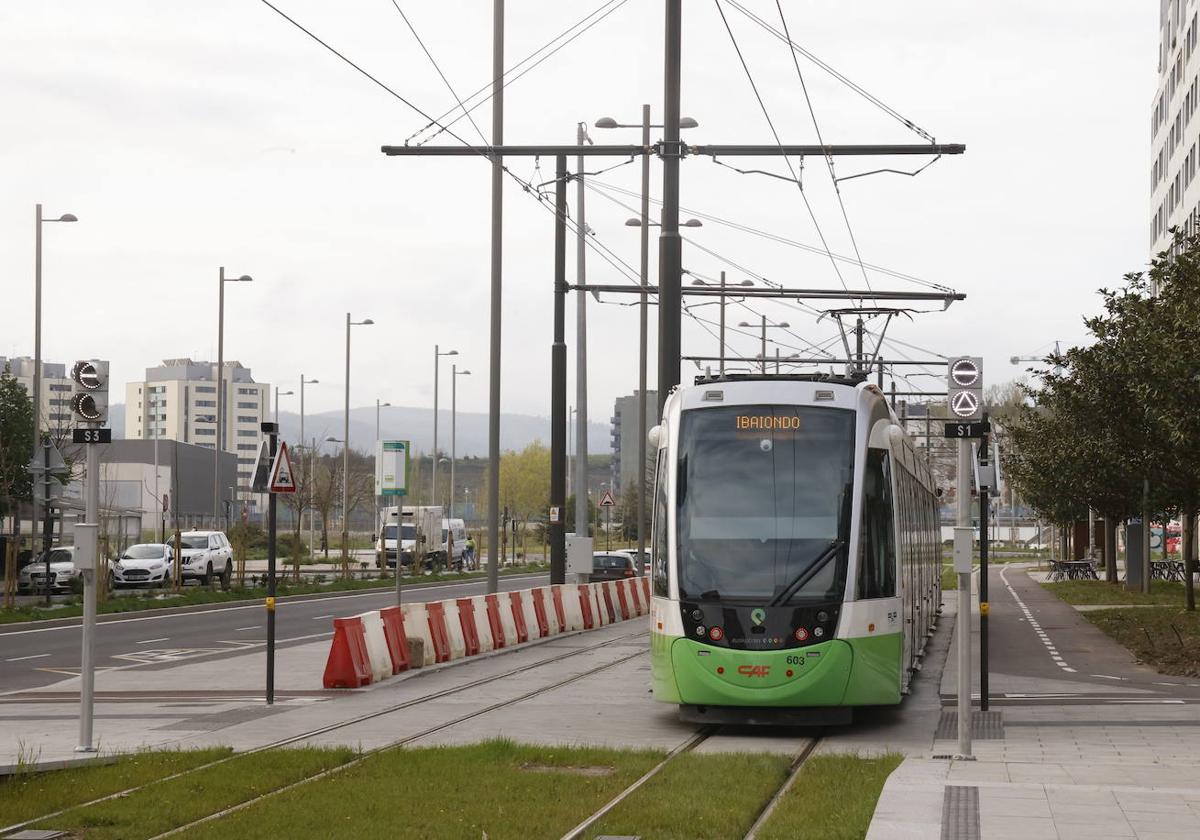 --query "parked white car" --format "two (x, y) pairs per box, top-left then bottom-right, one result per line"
(168, 531), (233, 587)
(612, 548), (650, 576)
(110, 543), (174, 588)
(17, 547), (80, 594)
